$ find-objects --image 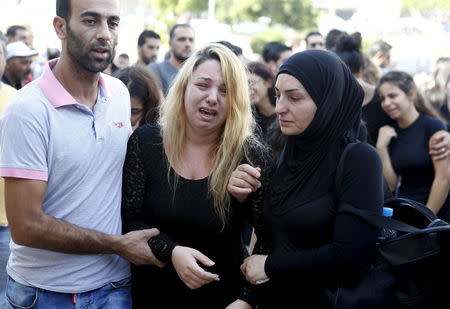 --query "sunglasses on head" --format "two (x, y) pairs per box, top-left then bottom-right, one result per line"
(310, 42), (324, 48)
